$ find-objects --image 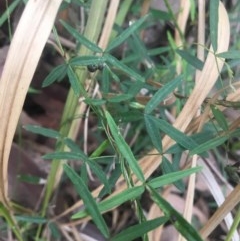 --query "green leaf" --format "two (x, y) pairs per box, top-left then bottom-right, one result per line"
(111, 217), (168, 241)
(161, 157), (185, 192)
(105, 111), (145, 182)
(0, 202), (24, 241)
(176, 49), (204, 70)
(42, 64), (67, 87)
(0, 0), (21, 27)
(147, 46), (171, 56)
(60, 20), (102, 53)
(114, 110), (143, 122)
(63, 138), (83, 153)
(67, 65), (81, 95)
(87, 160), (111, 193)
(70, 55), (106, 66)
(48, 222), (61, 239)
(151, 9), (172, 20)
(210, 0), (219, 52)
(63, 164), (109, 238)
(102, 66), (110, 93)
(147, 186), (204, 241)
(23, 125), (61, 139)
(72, 185), (145, 219)
(145, 115), (198, 150)
(216, 50), (240, 59)
(42, 151), (88, 162)
(106, 94), (133, 103)
(145, 75), (182, 114)
(148, 167), (201, 188)
(211, 105), (228, 131)
(90, 140), (110, 158)
(105, 54), (144, 82)
(43, 151), (88, 162)
(15, 216), (47, 224)
(99, 163), (121, 198)
(144, 114), (162, 153)
(17, 174), (43, 184)
(106, 14), (148, 52)
(84, 98), (106, 106)
(189, 135), (228, 156)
